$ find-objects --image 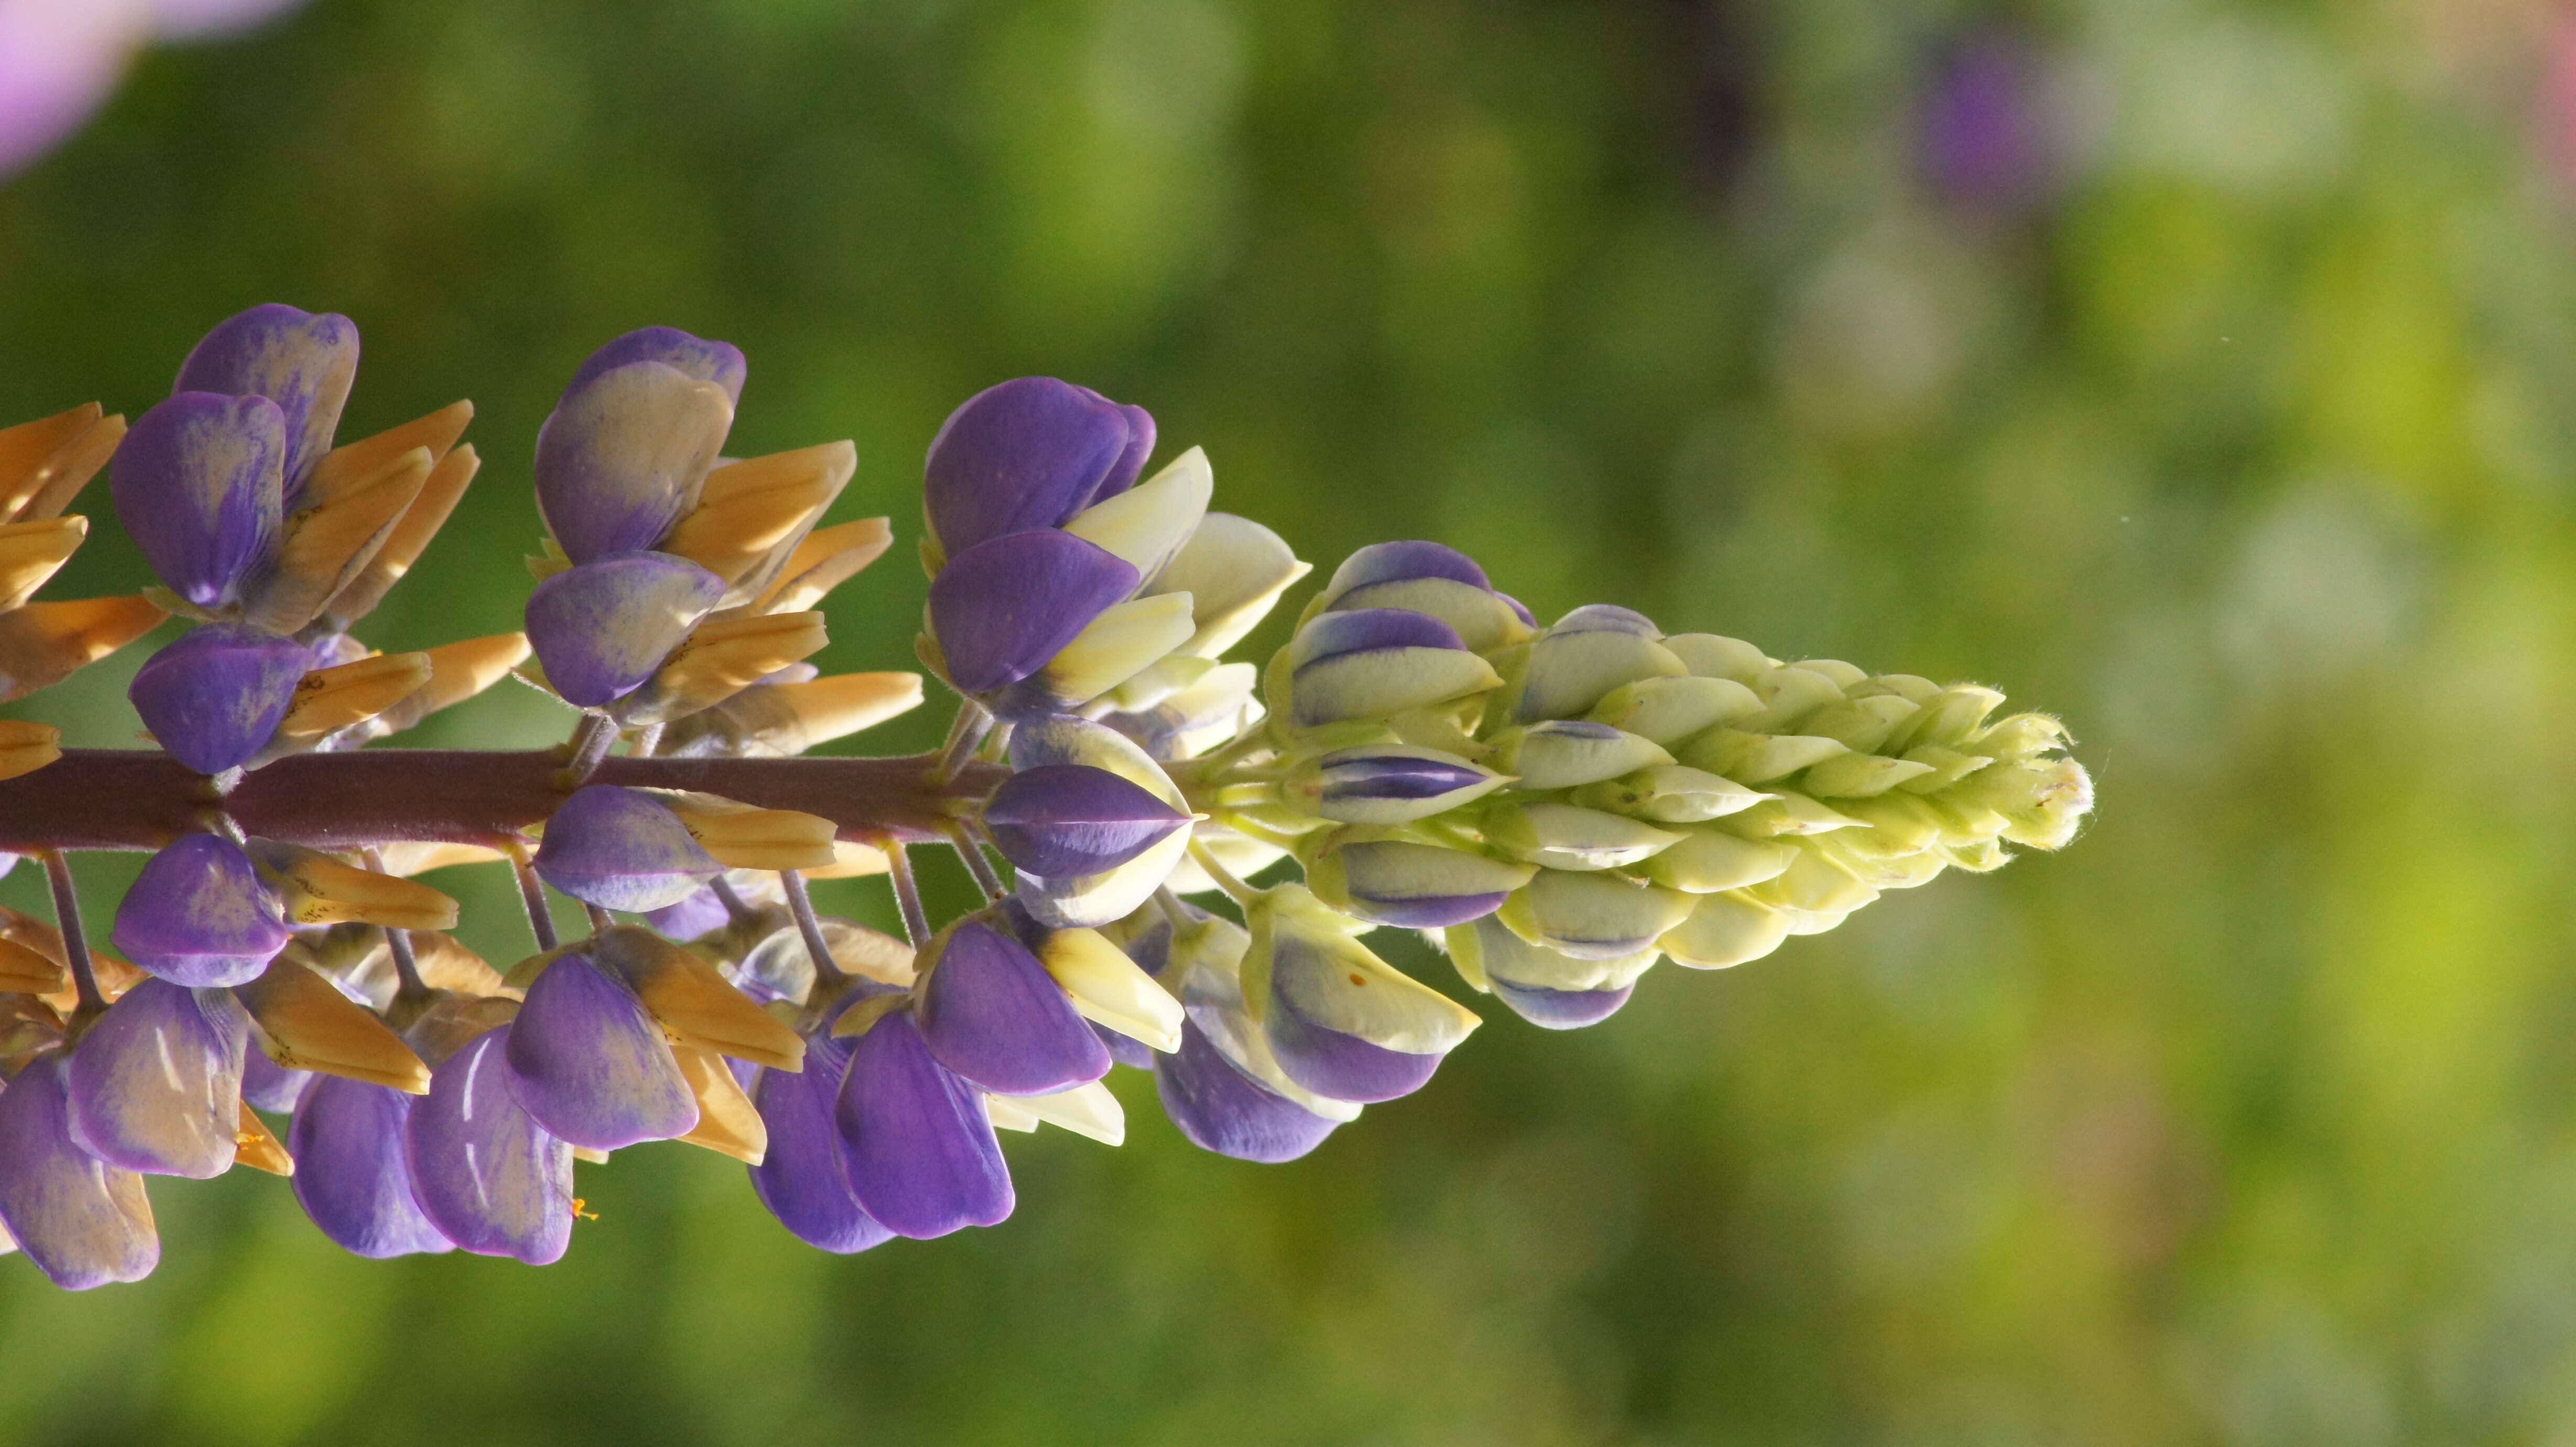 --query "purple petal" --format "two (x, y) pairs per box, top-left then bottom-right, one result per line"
(534, 362), (736, 564)
(1085, 396), (1157, 501)
(1322, 541), (1492, 599)
(1262, 1002), (1443, 1104)
(1154, 1020), (1338, 1163)
(924, 377), (1136, 557)
(405, 1024), (575, 1265)
(1329, 840), (1518, 929)
(128, 623), (312, 775)
(1094, 1019), (1157, 1070)
(111, 834), (291, 988)
(639, 884), (732, 942)
(288, 1075), (454, 1258)
(504, 952), (699, 1150)
(524, 550), (724, 707)
(917, 920), (1109, 1096)
(749, 1028), (892, 1254)
(1318, 750), (1496, 806)
(1488, 978), (1635, 1030)
(982, 764), (1190, 879)
(532, 784), (722, 912)
(0, 1054), (158, 1290)
(1499, 593), (1538, 628)
(0, 10), (126, 178)
(240, 1048), (312, 1114)
(1291, 607), (1466, 667)
(172, 305), (358, 498)
(65, 980), (249, 1178)
(834, 1011), (1013, 1239)
(928, 530), (1141, 695)
(110, 392), (285, 609)
(561, 326), (747, 406)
